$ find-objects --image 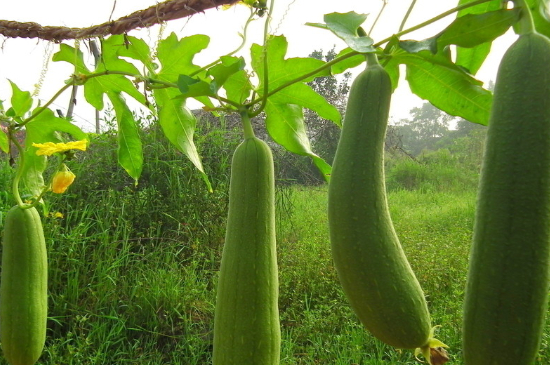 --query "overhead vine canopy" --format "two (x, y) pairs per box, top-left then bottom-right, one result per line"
(0, 0), (240, 42)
